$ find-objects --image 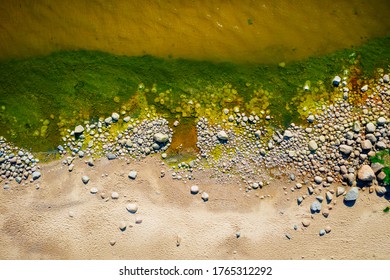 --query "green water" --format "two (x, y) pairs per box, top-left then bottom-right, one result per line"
(0, 37), (389, 152)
